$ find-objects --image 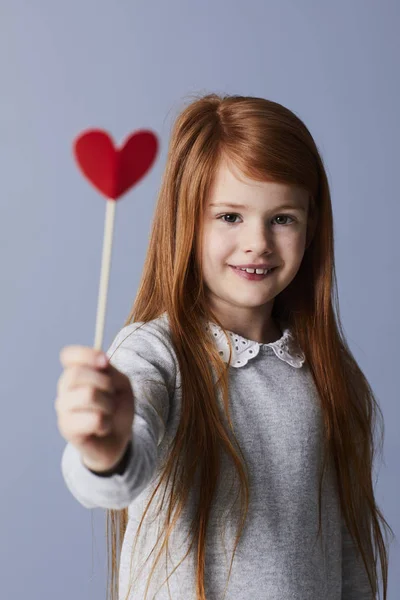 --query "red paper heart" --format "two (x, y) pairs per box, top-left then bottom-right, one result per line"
(73, 129), (159, 200)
